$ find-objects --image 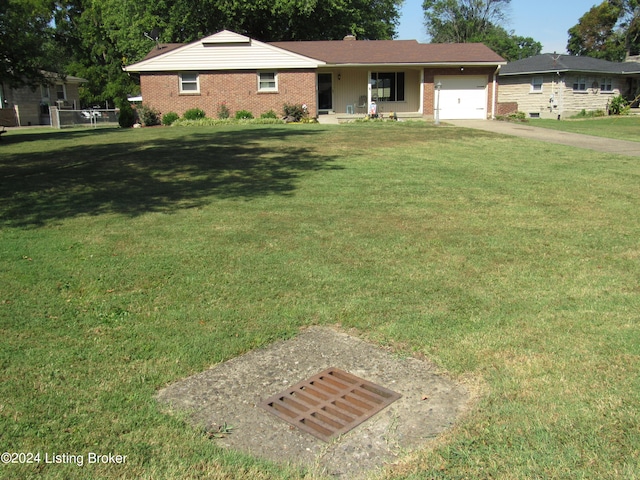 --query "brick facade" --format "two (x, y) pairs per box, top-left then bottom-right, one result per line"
(497, 102), (518, 116)
(140, 69), (317, 120)
(422, 67), (498, 118)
